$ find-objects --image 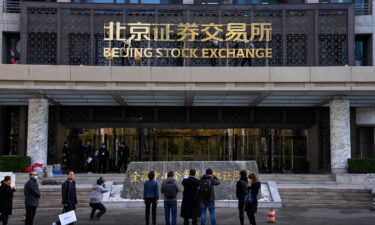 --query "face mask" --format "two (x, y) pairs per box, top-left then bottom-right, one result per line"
(34, 176), (39, 180)
(102, 145), (105, 148)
